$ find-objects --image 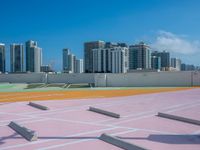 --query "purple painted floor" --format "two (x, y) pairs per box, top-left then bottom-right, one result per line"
(0, 89), (200, 150)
